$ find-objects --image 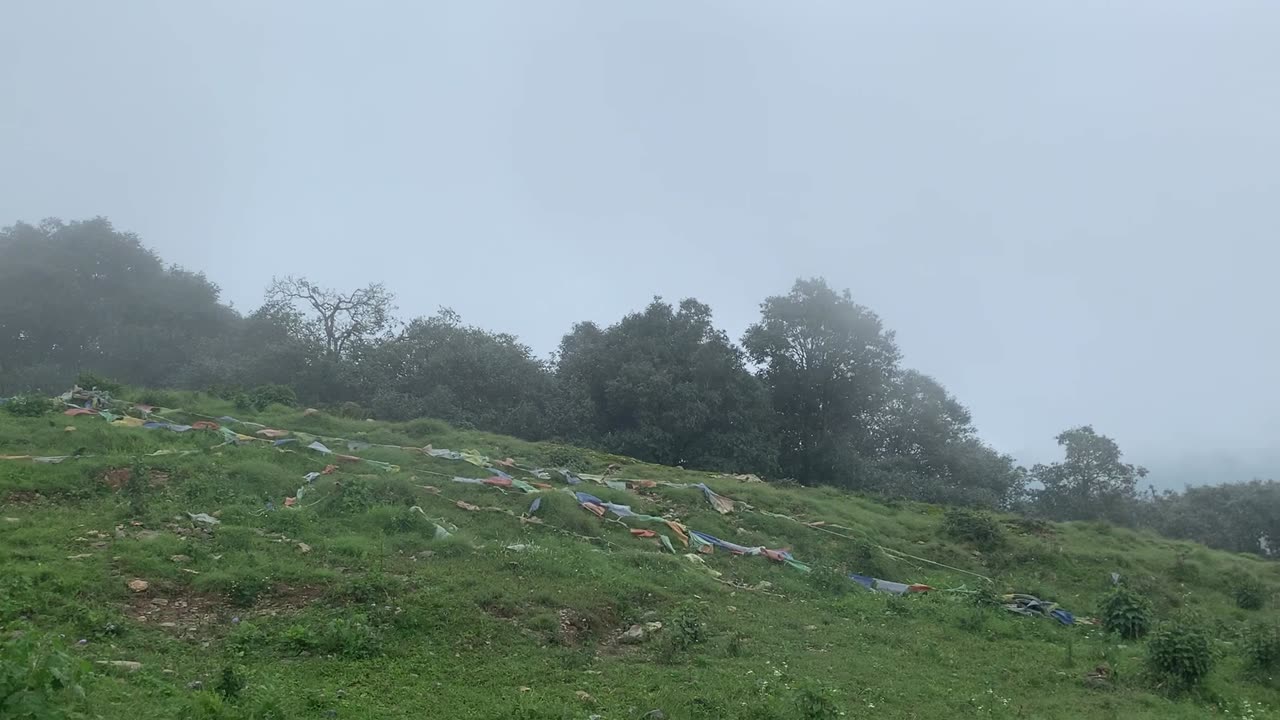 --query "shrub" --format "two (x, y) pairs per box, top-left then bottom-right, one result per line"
(335, 402), (371, 420)
(250, 384), (296, 410)
(227, 577), (270, 608)
(3, 394), (54, 417)
(335, 479), (374, 515)
(136, 390), (180, 409)
(805, 566), (851, 597)
(233, 393), (255, 413)
(544, 445), (592, 472)
(75, 371), (121, 393)
(1101, 587), (1153, 640)
(215, 664), (245, 701)
(942, 508), (1004, 550)
(1243, 621), (1280, 675)
(1146, 620), (1213, 692)
(793, 681), (840, 720)
(1232, 576), (1267, 611)
(670, 601), (708, 650)
(0, 631), (88, 719)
